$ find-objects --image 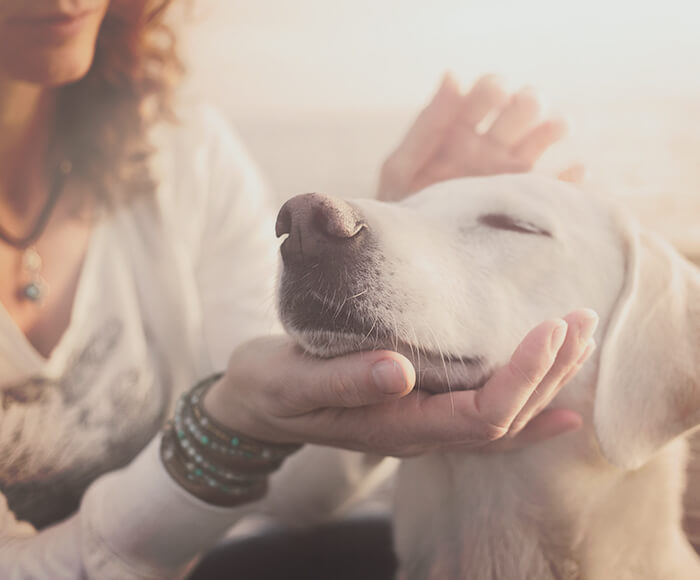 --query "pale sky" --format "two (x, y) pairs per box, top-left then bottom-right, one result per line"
(186, 0), (700, 115)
